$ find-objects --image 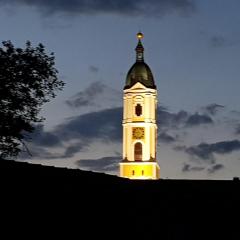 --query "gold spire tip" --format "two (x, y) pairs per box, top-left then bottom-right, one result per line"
(137, 32), (144, 40)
